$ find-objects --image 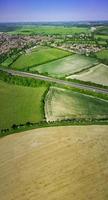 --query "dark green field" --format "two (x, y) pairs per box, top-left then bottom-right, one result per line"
(0, 80), (47, 130)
